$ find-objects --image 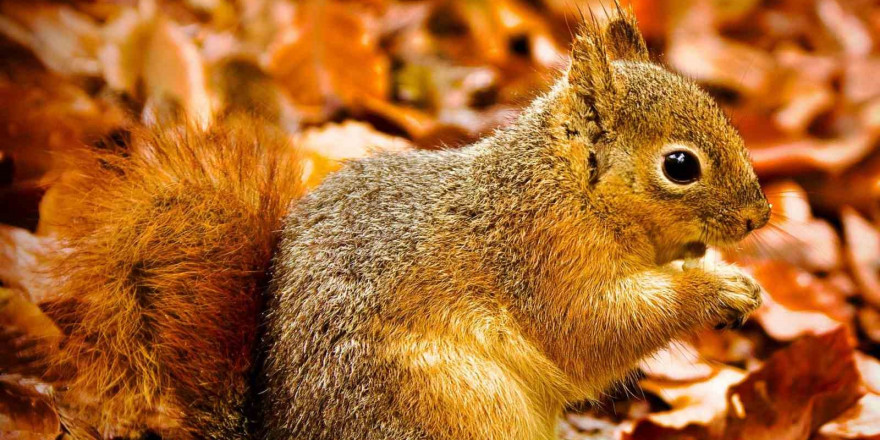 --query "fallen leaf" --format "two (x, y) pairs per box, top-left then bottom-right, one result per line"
(641, 367), (746, 431)
(754, 293), (843, 341)
(842, 207), (880, 308)
(0, 226), (56, 303)
(855, 353), (880, 395)
(720, 328), (863, 439)
(0, 3), (101, 76)
(666, 0), (775, 97)
(816, 393), (880, 440)
(264, 1), (390, 118)
(751, 260), (853, 326)
(0, 377), (58, 437)
(749, 131), (879, 177)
